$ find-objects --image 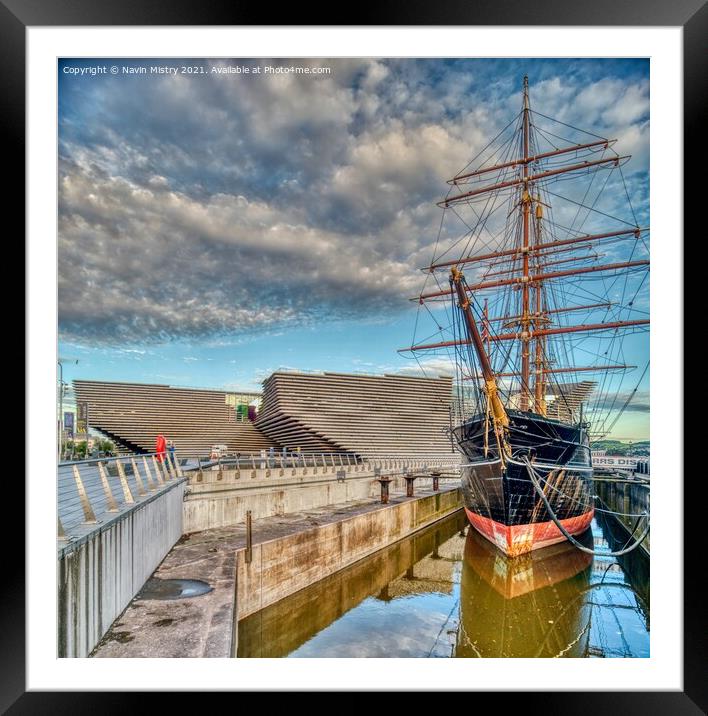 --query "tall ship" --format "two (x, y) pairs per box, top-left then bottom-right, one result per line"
(402, 76), (649, 556)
